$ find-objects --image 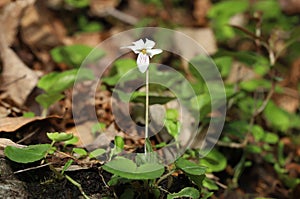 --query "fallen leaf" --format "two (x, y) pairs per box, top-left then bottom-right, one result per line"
(0, 48), (38, 106)
(0, 0), (38, 106)
(0, 115), (61, 133)
(0, 0), (35, 47)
